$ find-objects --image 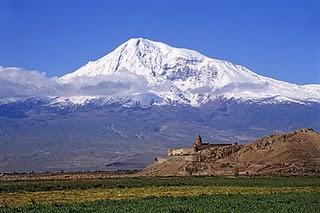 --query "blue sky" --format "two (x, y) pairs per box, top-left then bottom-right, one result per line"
(0, 0), (319, 84)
